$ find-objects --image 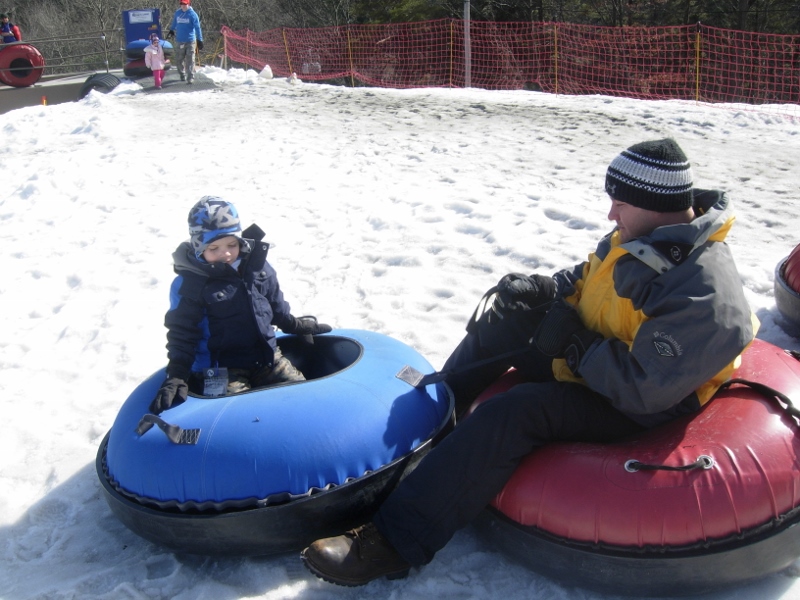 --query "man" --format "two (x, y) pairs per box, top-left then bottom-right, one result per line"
(300, 138), (757, 586)
(167, 0), (203, 84)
